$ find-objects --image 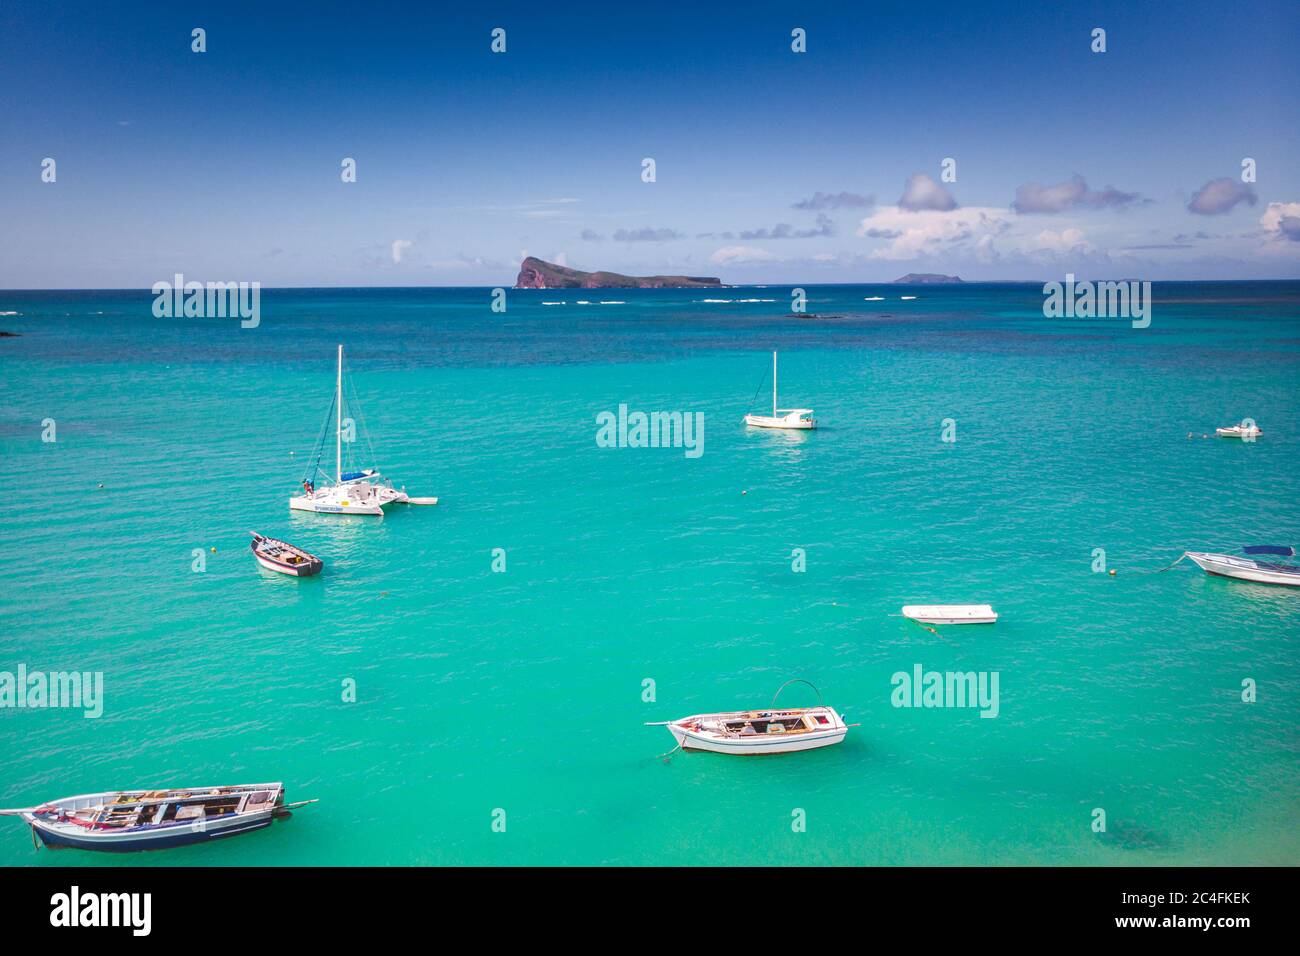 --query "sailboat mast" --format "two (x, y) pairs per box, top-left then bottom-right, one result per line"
(772, 350), (778, 416)
(336, 344), (343, 483)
